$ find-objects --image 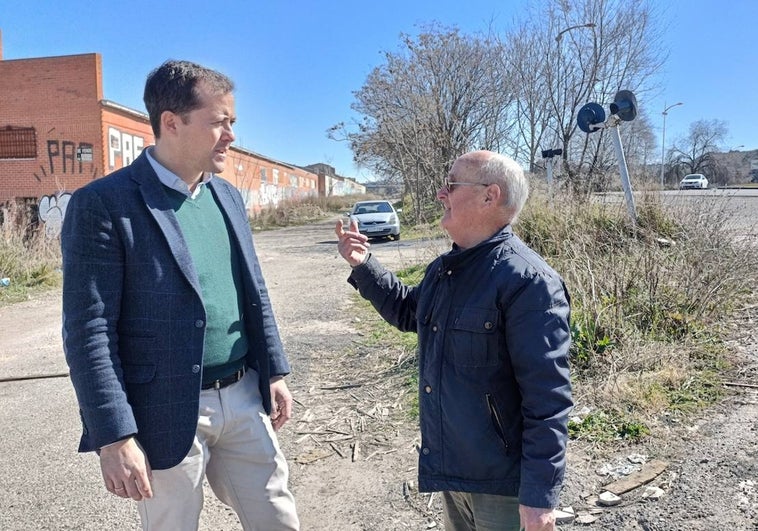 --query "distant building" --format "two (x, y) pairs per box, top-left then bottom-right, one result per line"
(301, 163), (366, 196)
(0, 33), (361, 229)
(364, 179), (403, 198)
